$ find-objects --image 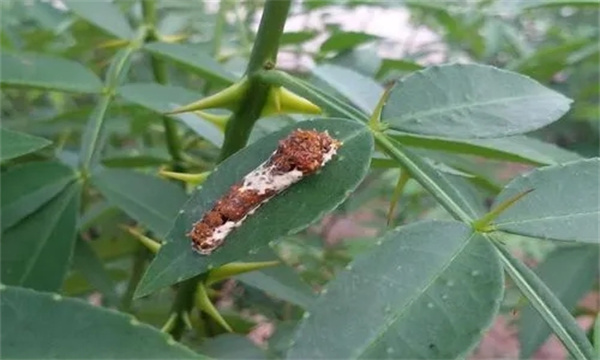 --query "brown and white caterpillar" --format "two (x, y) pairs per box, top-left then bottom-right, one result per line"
(188, 129), (341, 255)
